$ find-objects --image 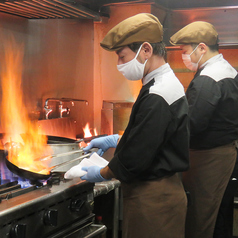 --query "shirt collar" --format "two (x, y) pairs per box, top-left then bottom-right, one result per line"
(142, 63), (171, 85)
(200, 53), (223, 69)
